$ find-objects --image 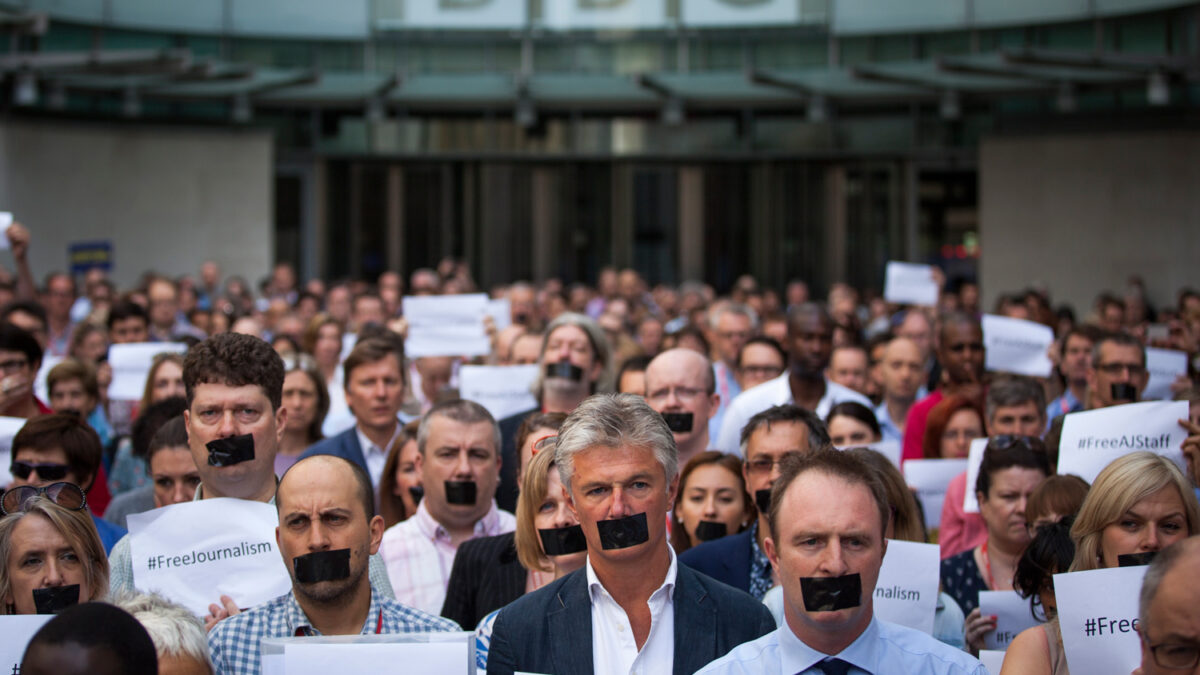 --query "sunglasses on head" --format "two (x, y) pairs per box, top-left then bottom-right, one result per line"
(0, 482), (87, 515)
(9, 461), (70, 482)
